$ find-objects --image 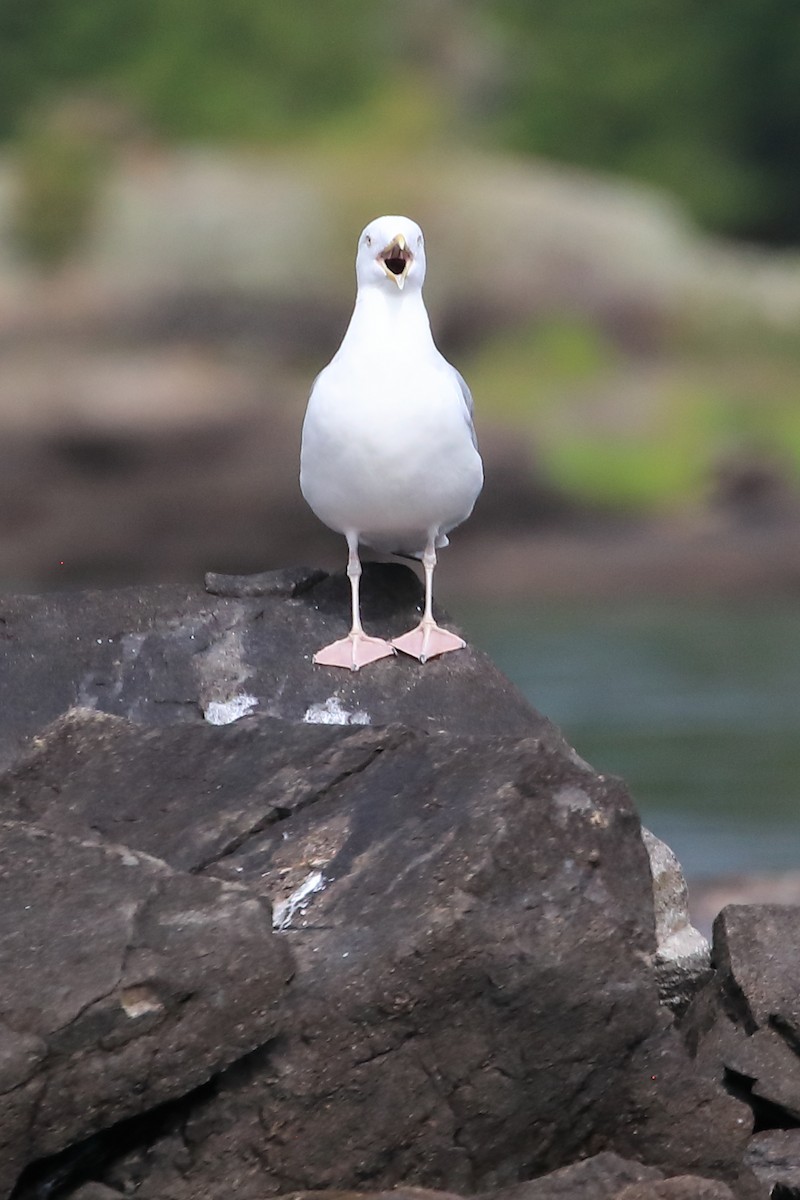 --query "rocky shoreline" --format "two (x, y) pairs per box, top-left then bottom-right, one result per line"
(1, 565), (798, 1199)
